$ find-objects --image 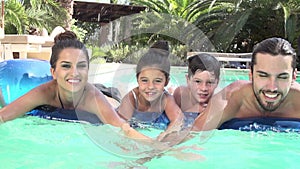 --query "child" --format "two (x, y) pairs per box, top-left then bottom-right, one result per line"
(173, 53), (221, 124)
(117, 40), (184, 140)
